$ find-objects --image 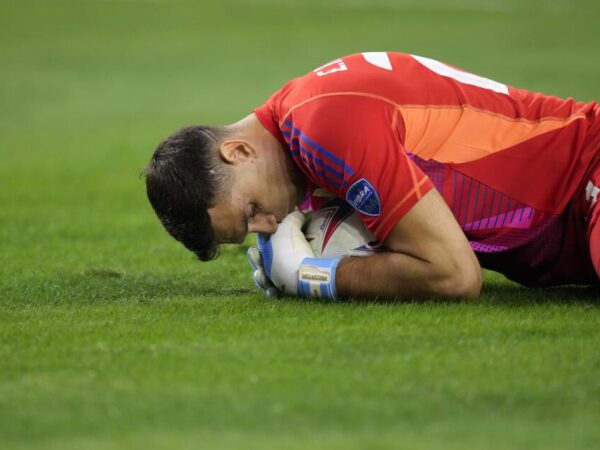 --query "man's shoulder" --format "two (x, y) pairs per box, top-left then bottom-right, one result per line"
(274, 52), (413, 116)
